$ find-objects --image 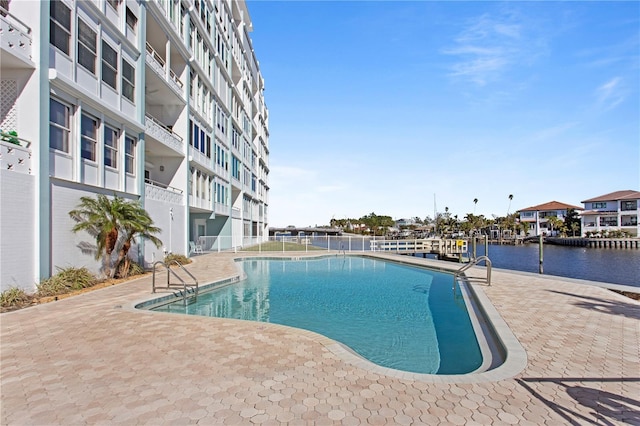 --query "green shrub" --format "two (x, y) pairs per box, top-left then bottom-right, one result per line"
(1, 130), (20, 145)
(1, 287), (33, 310)
(37, 267), (97, 297)
(164, 253), (191, 265)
